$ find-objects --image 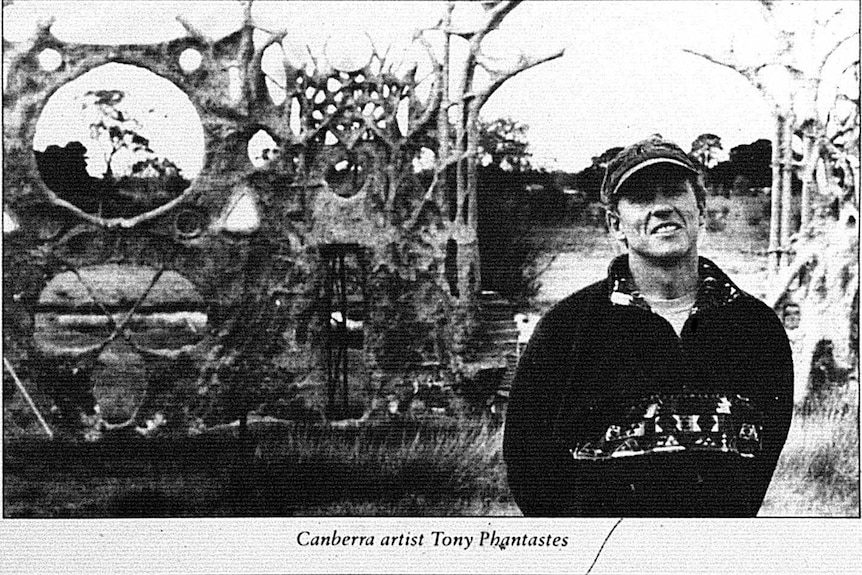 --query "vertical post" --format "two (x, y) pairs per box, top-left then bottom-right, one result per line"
(338, 251), (349, 413)
(799, 134), (816, 231)
(324, 252), (335, 412)
(769, 115), (784, 275)
(466, 104), (479, 232)
(439, 3), (453, 223)
(780, 115), (795, 267)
